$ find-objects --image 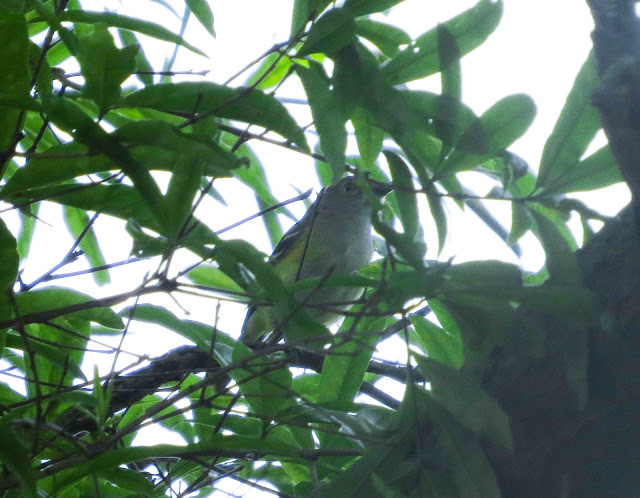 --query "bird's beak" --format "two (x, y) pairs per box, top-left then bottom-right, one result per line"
(372, 182), (393, 197)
